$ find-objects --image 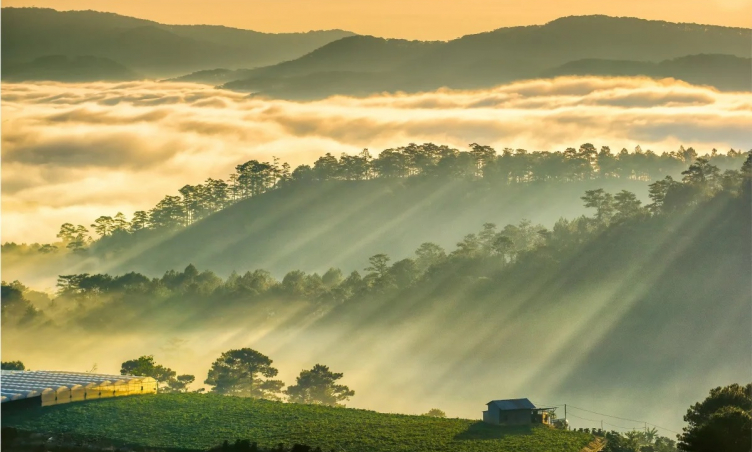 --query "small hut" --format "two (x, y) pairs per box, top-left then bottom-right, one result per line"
(482, 398), (555, 426)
